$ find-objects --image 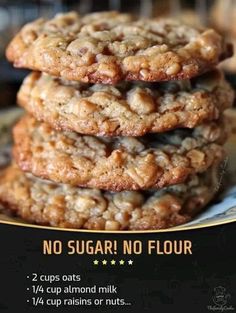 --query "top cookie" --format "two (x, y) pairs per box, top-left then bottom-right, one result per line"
(6, 11), (232, 84)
